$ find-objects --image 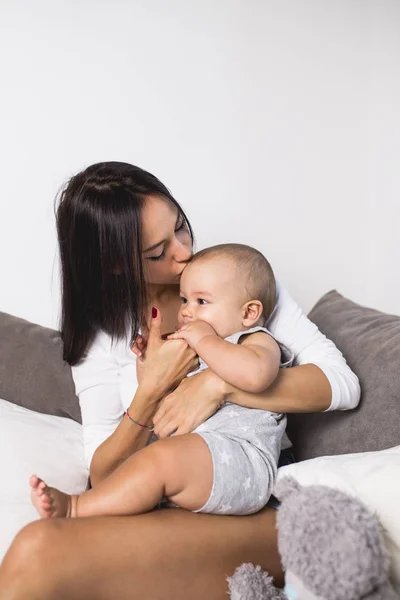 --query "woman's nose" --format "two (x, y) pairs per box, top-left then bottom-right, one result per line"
(173, 238), (192, 264)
